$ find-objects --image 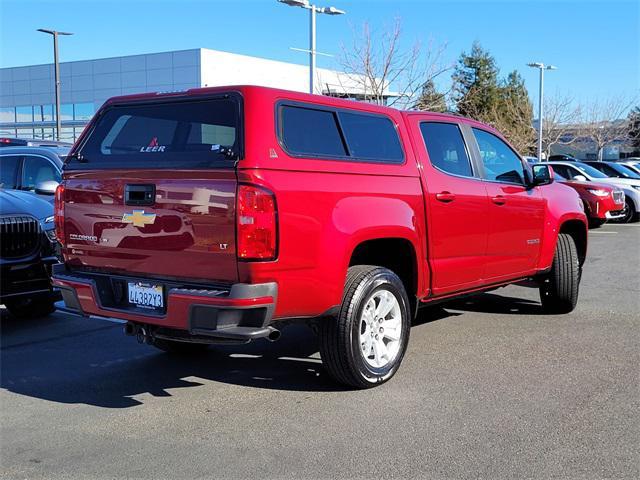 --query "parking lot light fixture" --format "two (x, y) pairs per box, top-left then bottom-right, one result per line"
(277, 0), (345, 94)
(37, 29), (73, 141)
(527, 62), (557, 161)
